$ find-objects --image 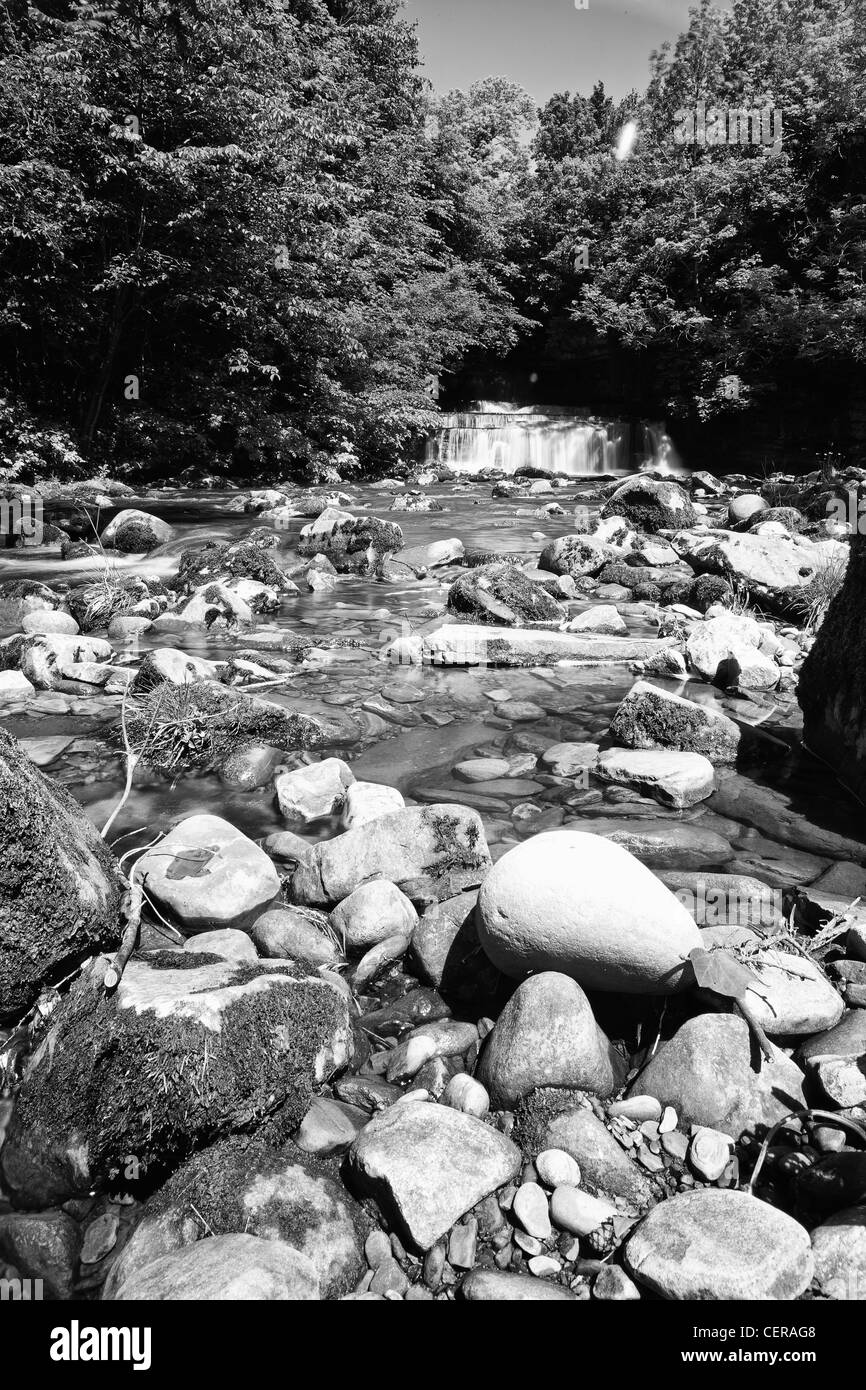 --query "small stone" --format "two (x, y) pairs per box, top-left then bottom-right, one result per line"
(369, 1256), (409, 1297)
(514, 1231), (543, 1256)
(661, 1131), (689, 1162)
(549, 1186), (616, 1237)
(609, 1096), (662, 1123)
(448, 1218), (478, 1269)
(689, 1128), (733, 1182)
(535, 1149), (581, 1189)
(659, 1106), (677, 1134)
(528, 1255), (561, 1278)
(512, 1182), (552, 1241)
(441, 1074), (490, 1118)
(594, 1265), (641, 1301)
(80, 1211), (119, 1265)
(364, 1230), (392, 1269)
